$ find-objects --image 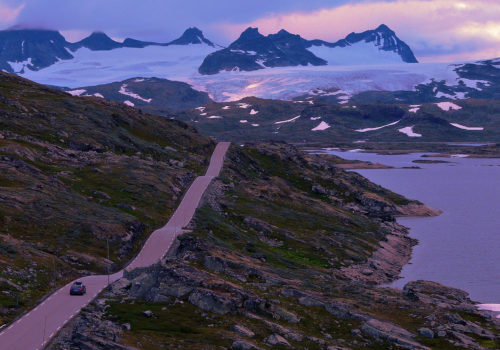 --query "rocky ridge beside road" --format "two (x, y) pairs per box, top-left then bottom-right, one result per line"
(48, 144), (500, 349)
